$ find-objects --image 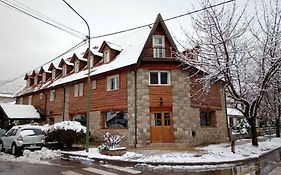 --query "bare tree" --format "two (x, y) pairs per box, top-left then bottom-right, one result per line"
(177, 0), (281, 146)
